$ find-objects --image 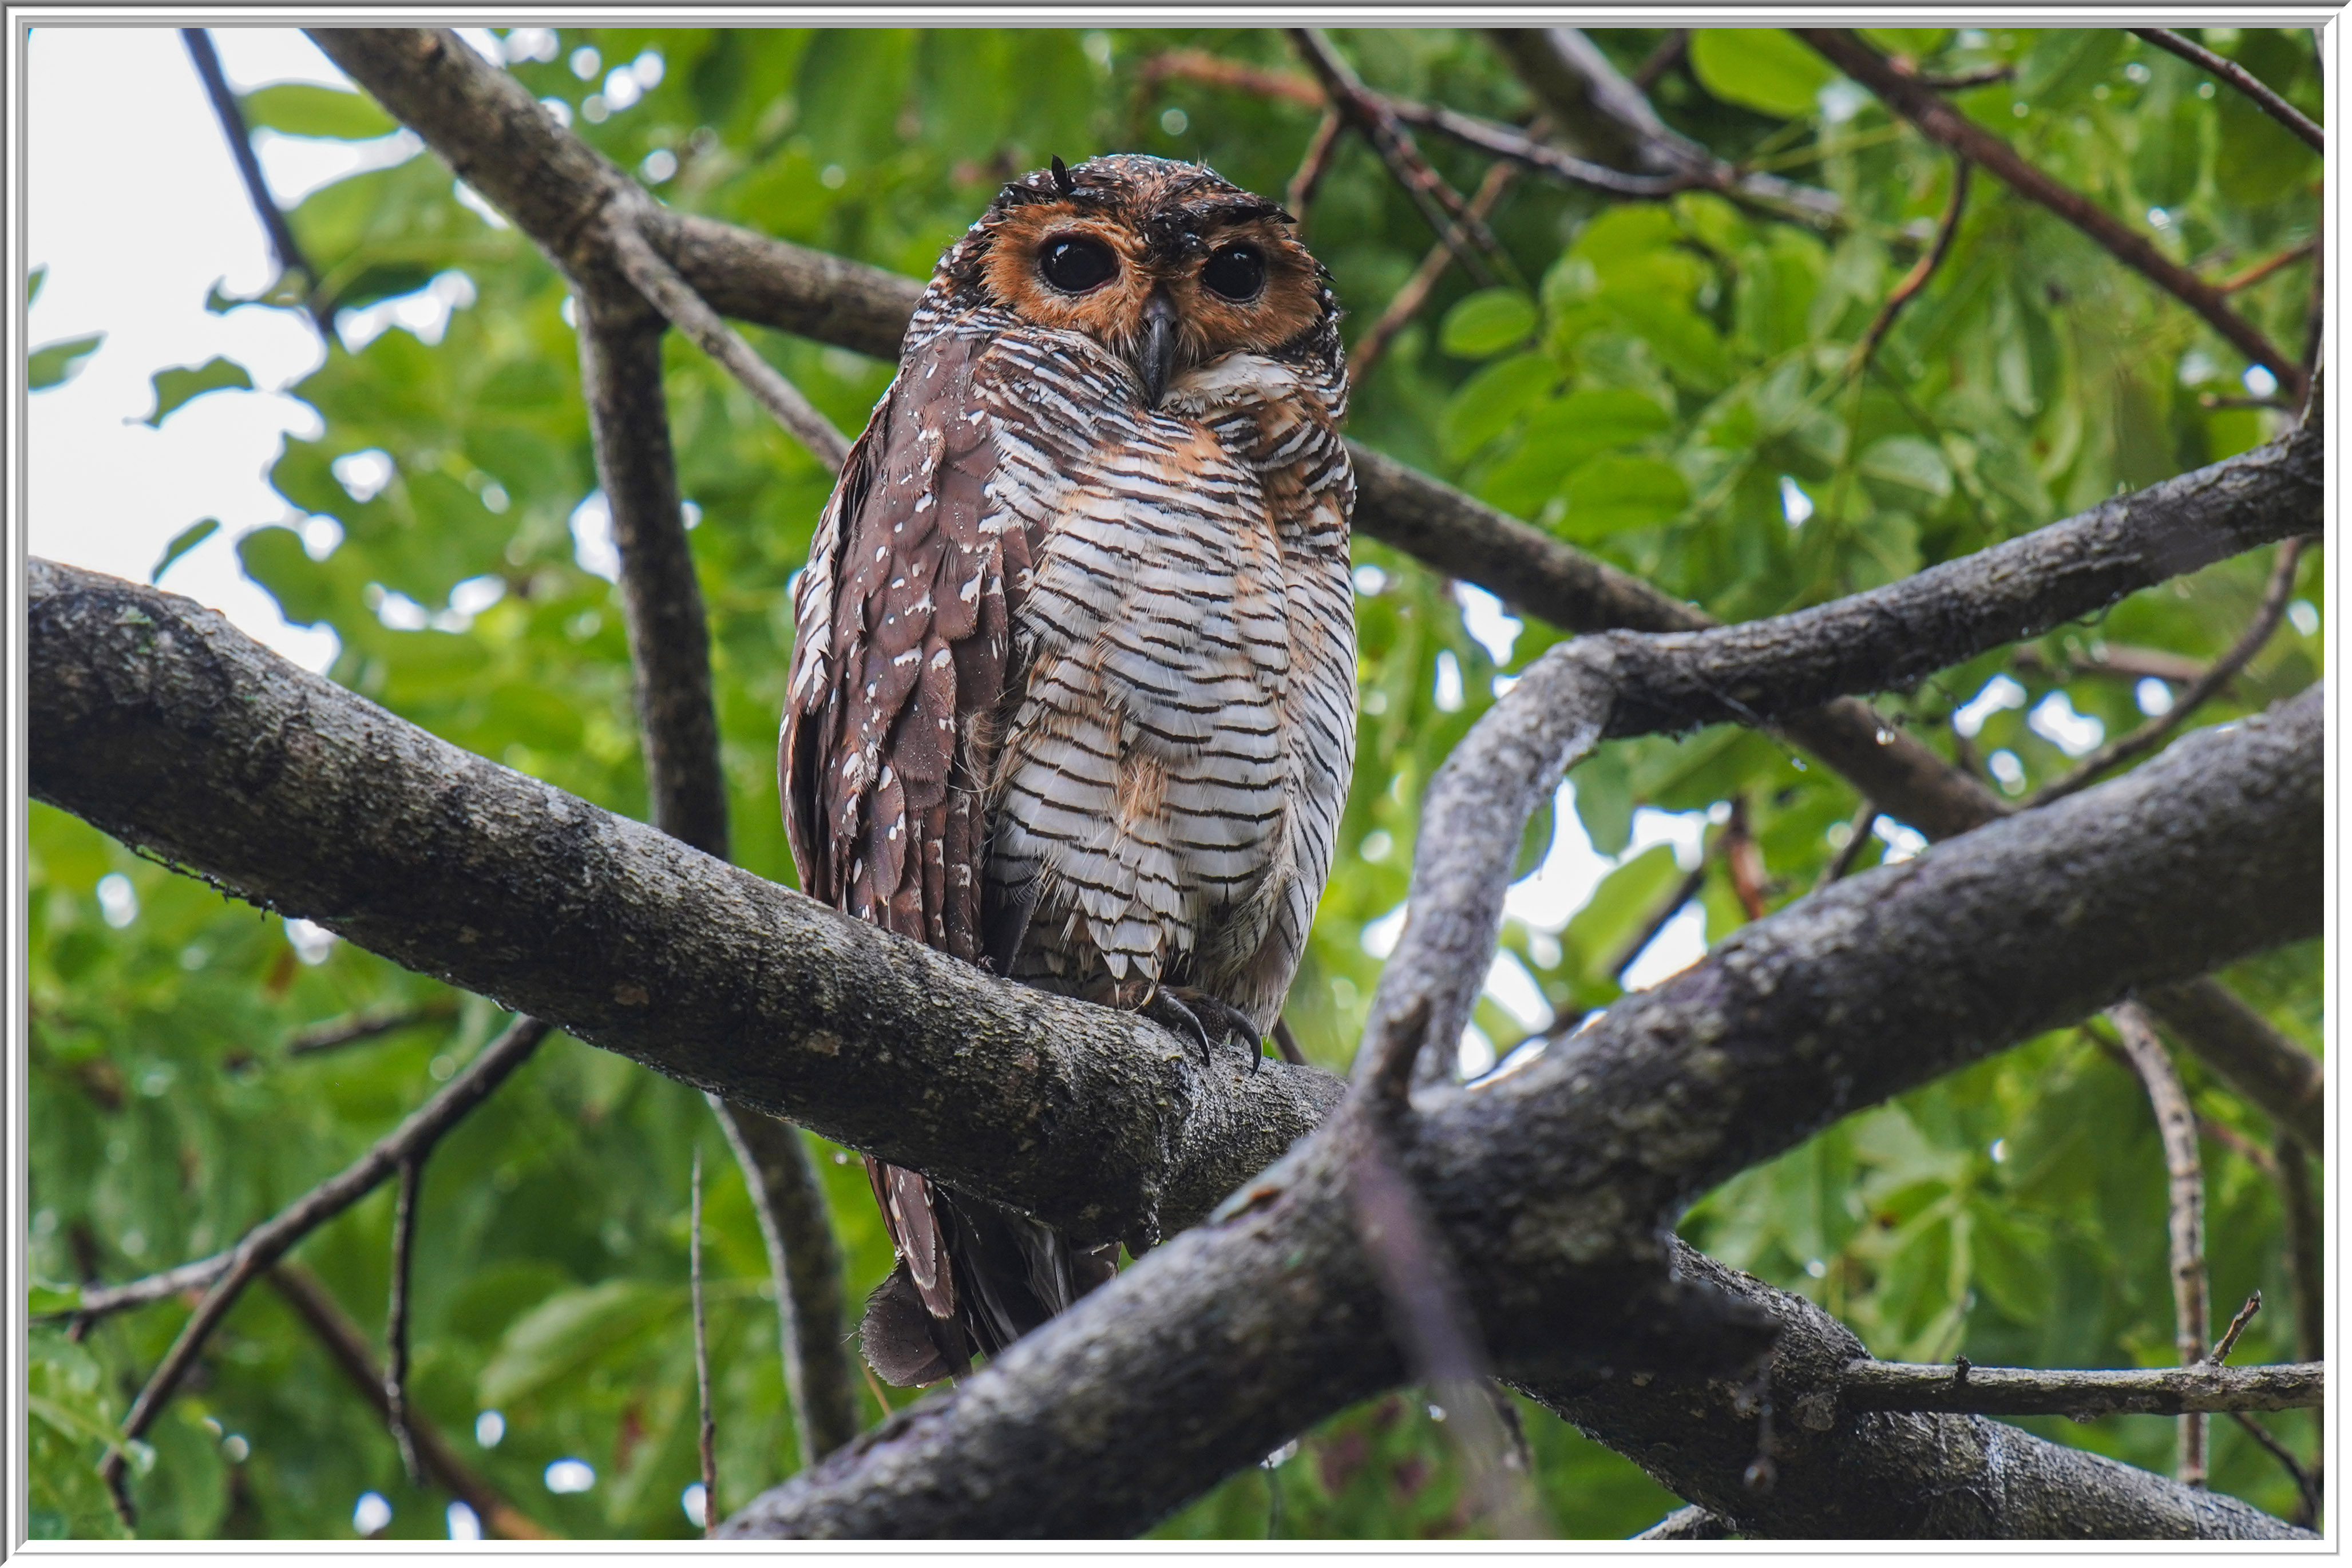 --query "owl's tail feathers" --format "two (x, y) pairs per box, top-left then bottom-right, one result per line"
(861, 1261), (971, 1387)
(936, 1193), (1118, 1360)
